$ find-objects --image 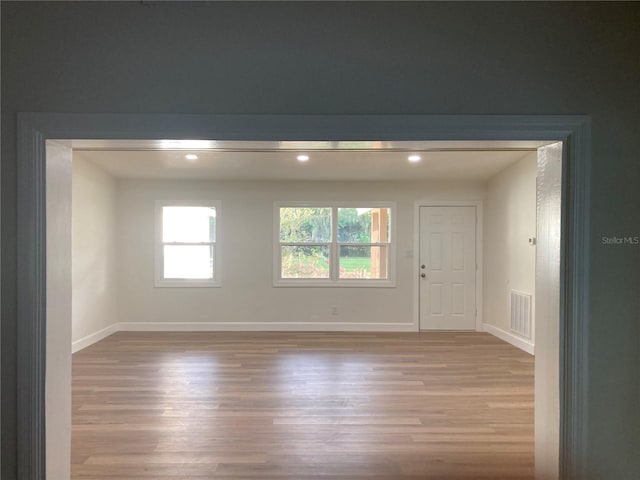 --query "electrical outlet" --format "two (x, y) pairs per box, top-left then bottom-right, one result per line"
(331, 305), (339, 316)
